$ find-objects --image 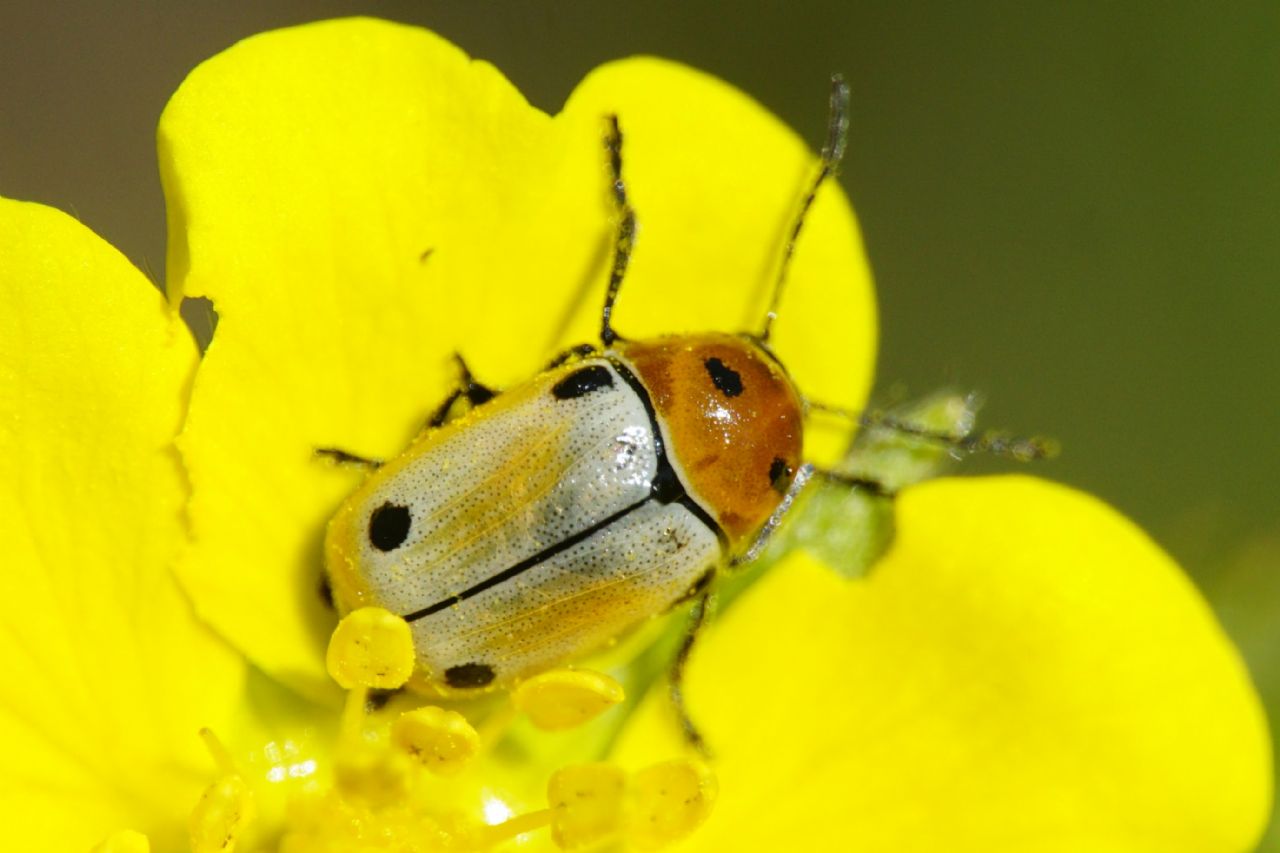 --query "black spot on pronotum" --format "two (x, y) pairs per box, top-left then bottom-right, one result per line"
(552, 364), (614, 400)
(445, 662), (496, 689)
(368, 502), (412, 551)
(769, 456), (793, 493)
(704, 357), (743, 397)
